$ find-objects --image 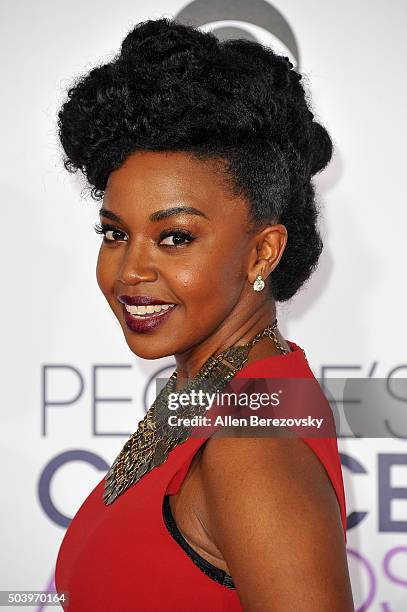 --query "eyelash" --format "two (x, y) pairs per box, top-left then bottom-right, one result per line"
(93, 223), (196, 248)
